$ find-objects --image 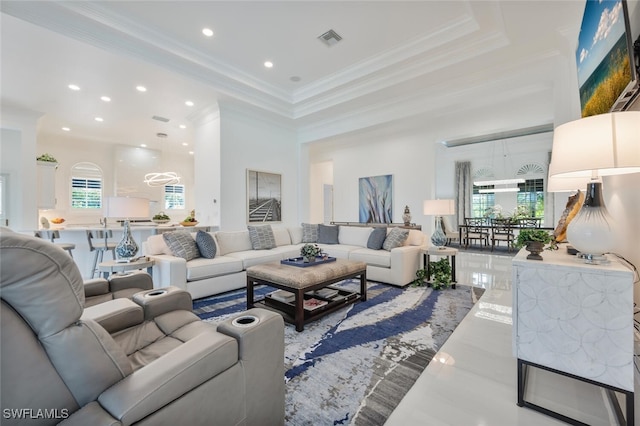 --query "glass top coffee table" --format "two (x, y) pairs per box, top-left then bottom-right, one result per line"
(246, 258), (367, 332)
